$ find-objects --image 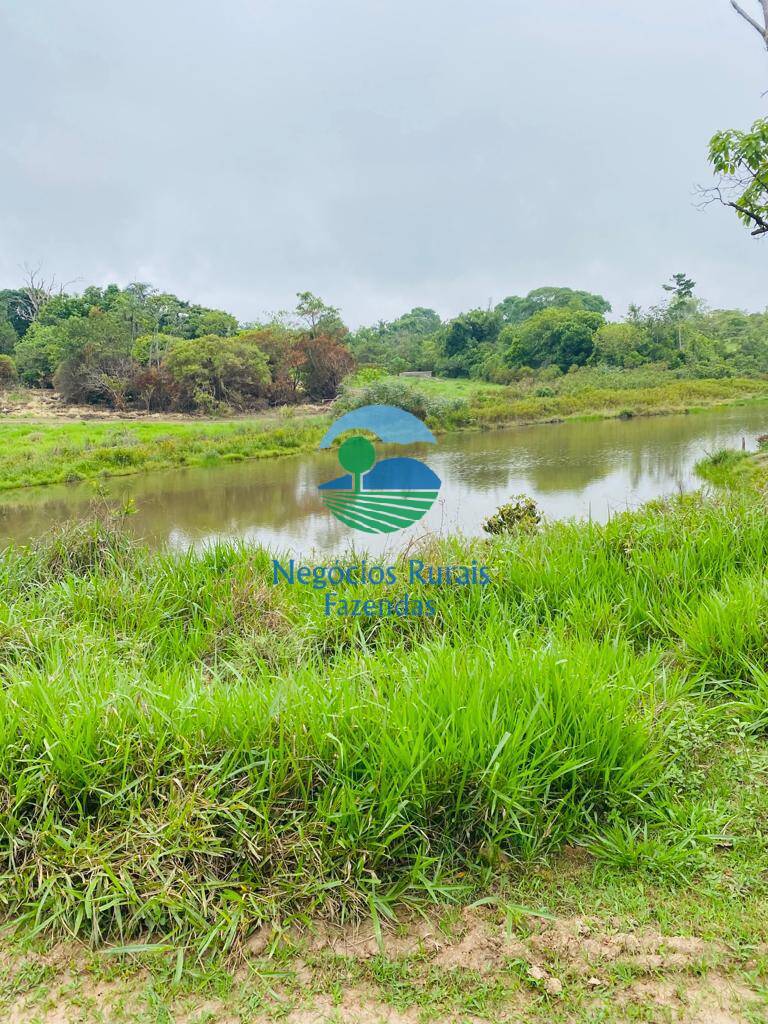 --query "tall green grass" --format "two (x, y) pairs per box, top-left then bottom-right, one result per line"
(0, 493), (767, 948)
